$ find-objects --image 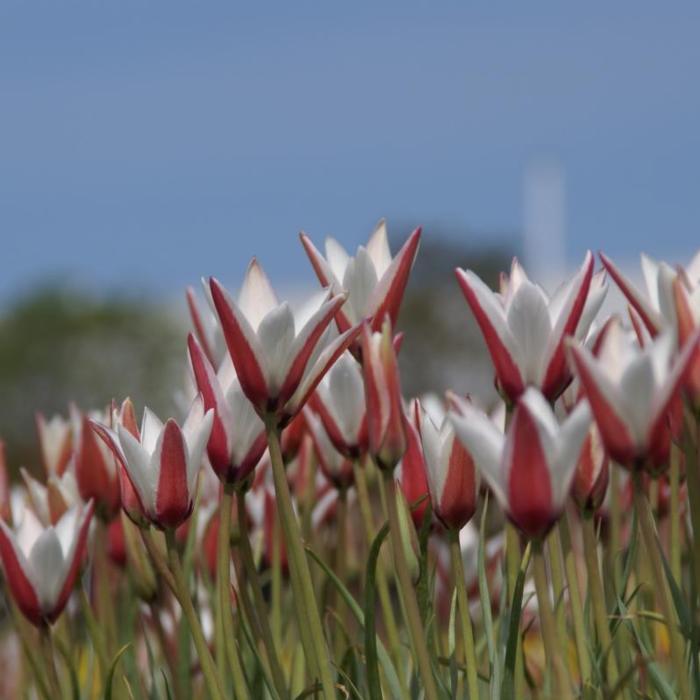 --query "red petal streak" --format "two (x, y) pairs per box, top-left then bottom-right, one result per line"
(278, 294), (346, 407)
(569, 346), (637, 467)
(76, 416), (119, 517)
(0, 524), (42, 625)
(210, 278), (269, 411)
(119, 399), (141, 439)
(437, 440), (478, 530)
(540, 252), (594, 399)
(399, 418), (429, 527)
(186, 287), (216, 366)
(155, 421), (191, 529)
(369, 227), (421, 331)
(507, 404), (555, 538)
(50, 501), (95, 623)
(600, 252), (661, 336)
(674, 277), (700, 402)
(361, 325), (385, 457)
(187, 334), (231, 474)
(455, 269), (525, 401)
